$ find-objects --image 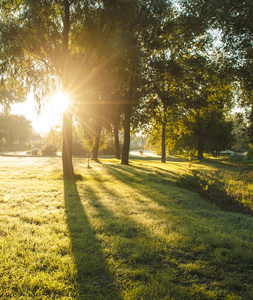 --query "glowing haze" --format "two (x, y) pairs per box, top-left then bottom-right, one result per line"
(10, 92), (69, 135)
